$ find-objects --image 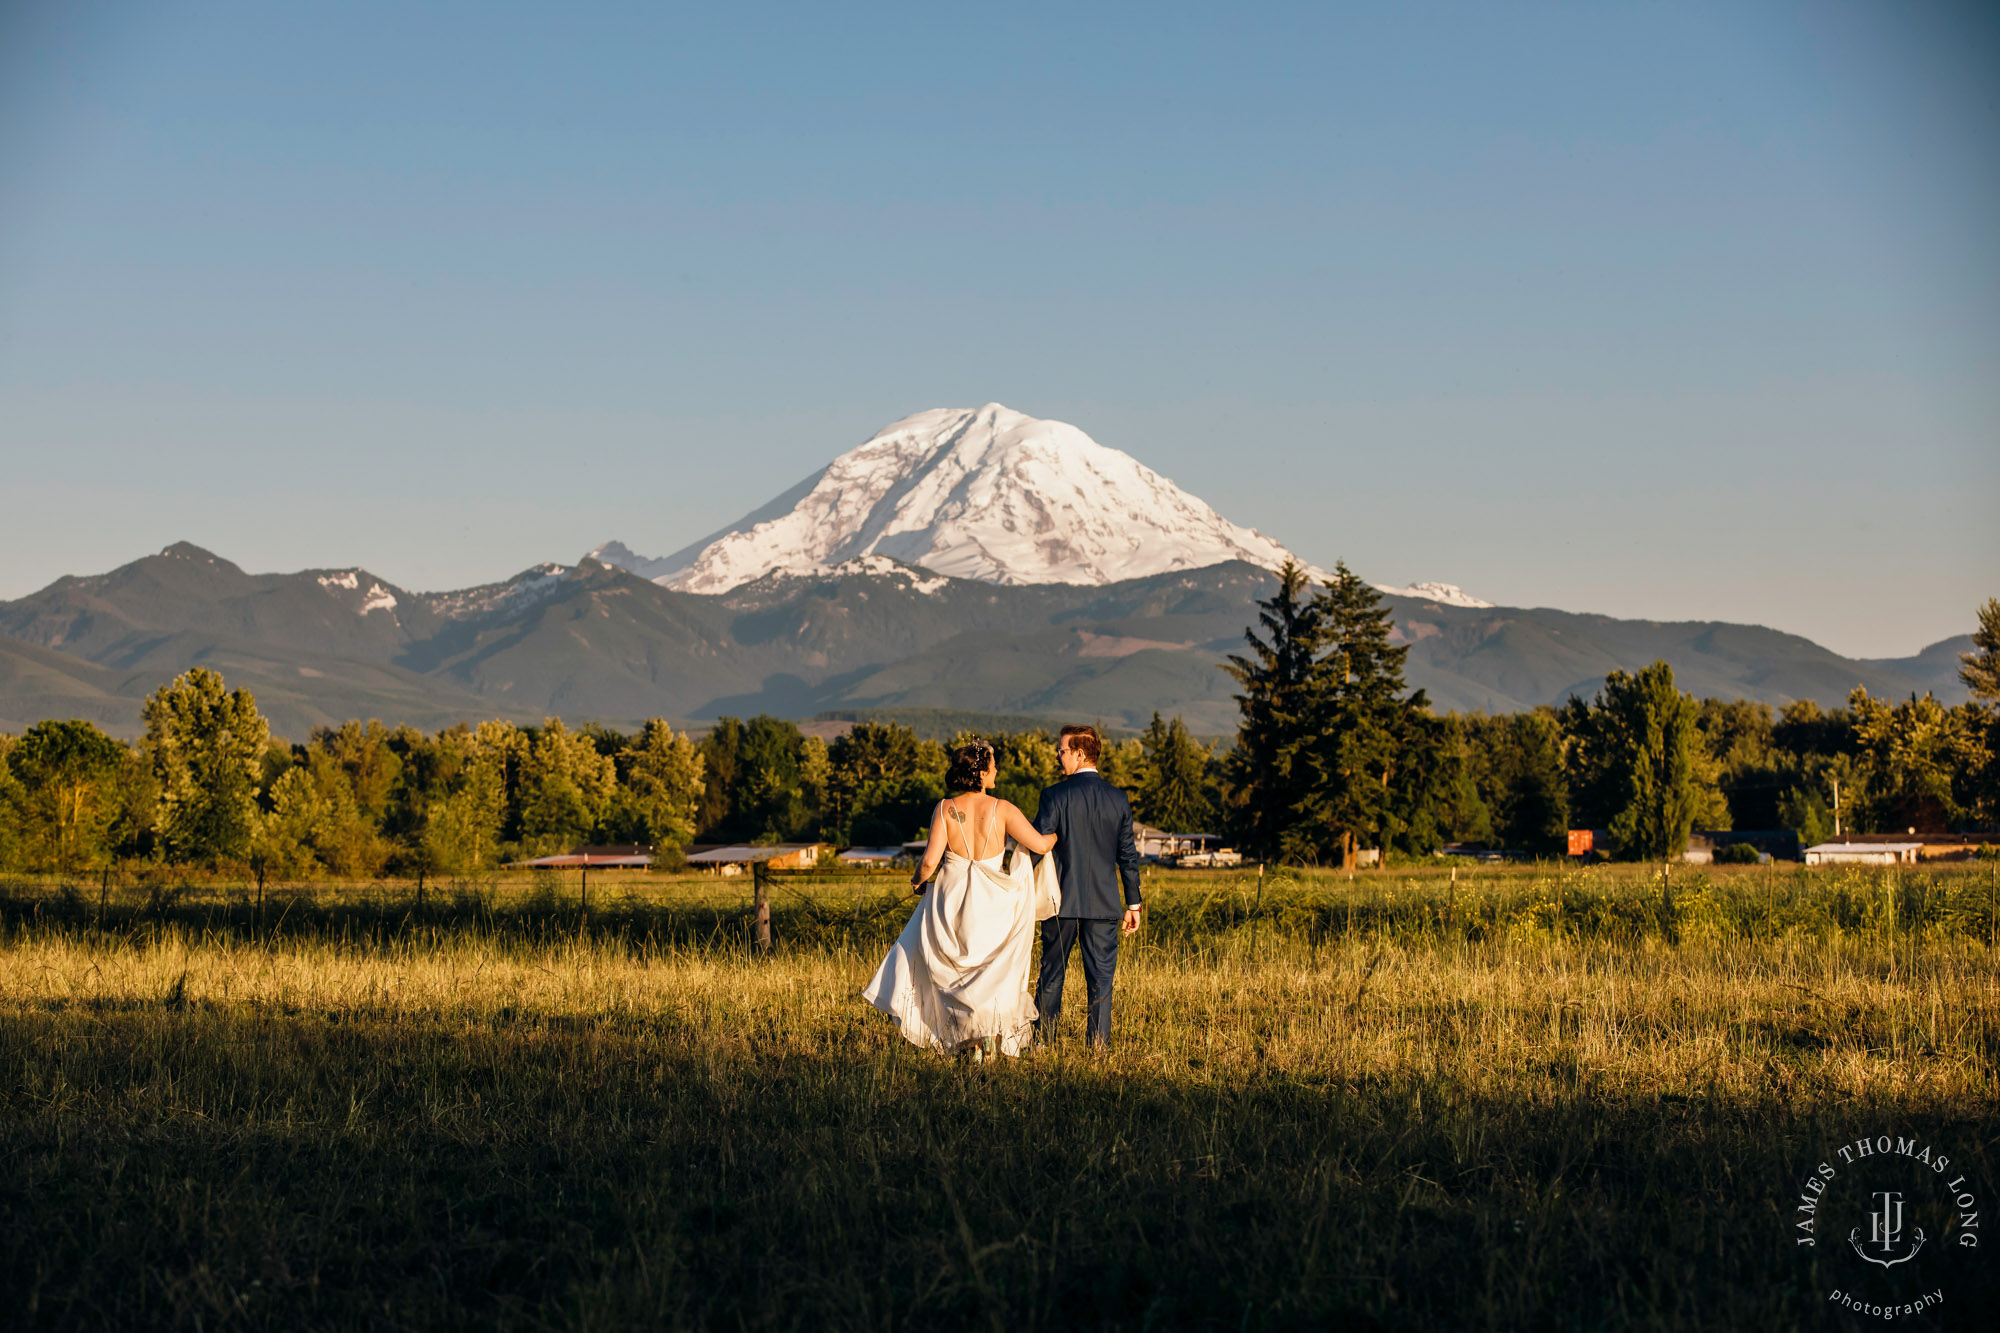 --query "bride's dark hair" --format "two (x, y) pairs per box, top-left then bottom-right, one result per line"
(945, 740), (995, 793)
